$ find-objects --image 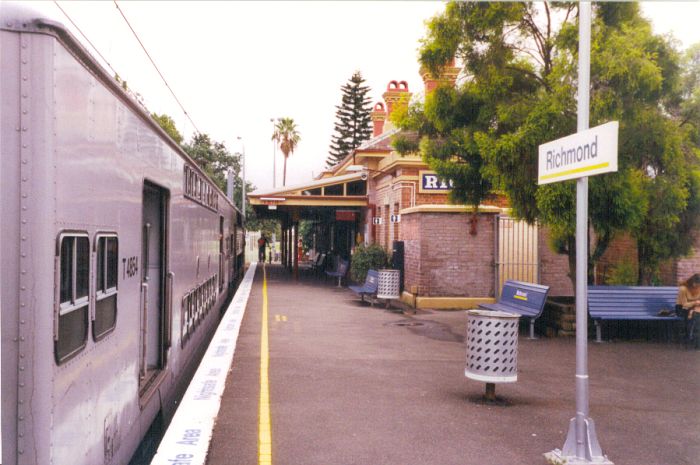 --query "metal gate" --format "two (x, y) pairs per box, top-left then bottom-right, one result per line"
(495, 215), (539, 298)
